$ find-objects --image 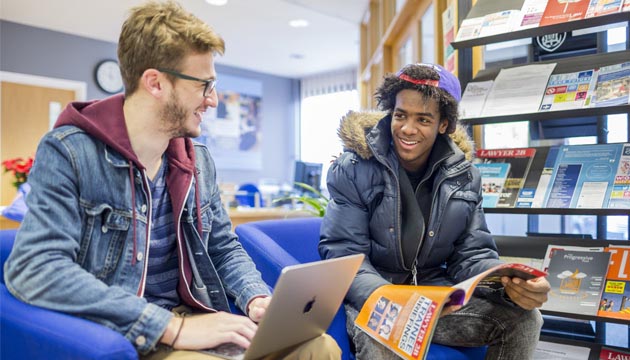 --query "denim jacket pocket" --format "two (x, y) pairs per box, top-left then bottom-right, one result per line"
(80, 203), (131, 281)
